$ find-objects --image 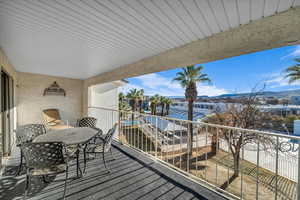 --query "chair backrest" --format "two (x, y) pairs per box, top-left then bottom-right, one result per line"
(16, 124), (46, 146)
(21, 142), (65, 169)
(103, 123), (118, 152)
(77, 117), (97, 128)
(42, 108), (61, 126)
